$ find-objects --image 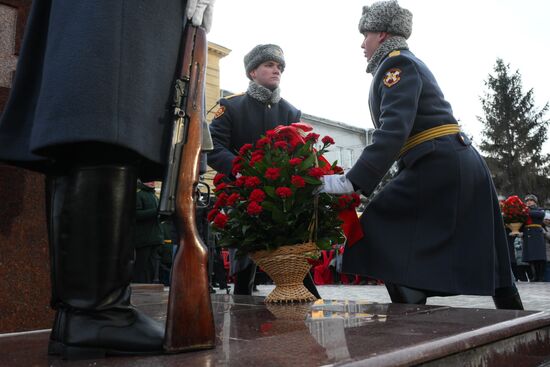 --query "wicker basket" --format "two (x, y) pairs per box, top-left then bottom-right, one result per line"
(250, 242), (319, 303)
